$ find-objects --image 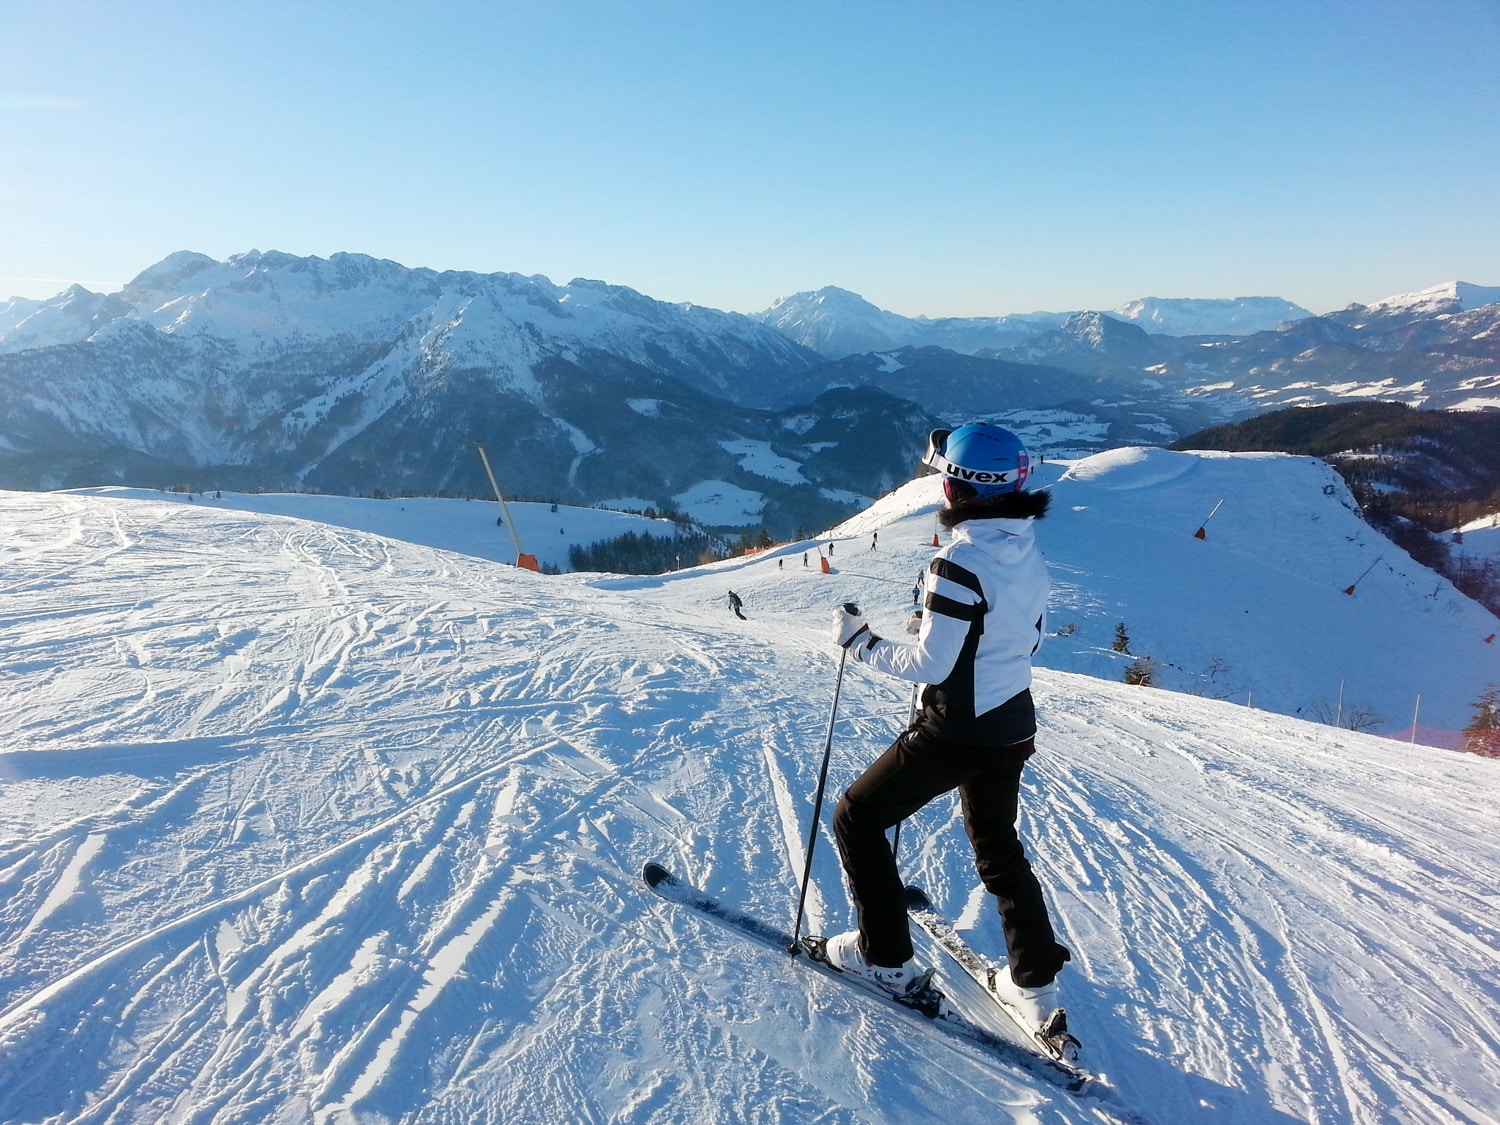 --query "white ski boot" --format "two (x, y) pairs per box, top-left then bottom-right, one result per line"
(1007, 978), (1061, 1032)
(987, 968), (1079, 1060)
(988, 967), (1066, 1032)
(823, 931), (925, 996)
